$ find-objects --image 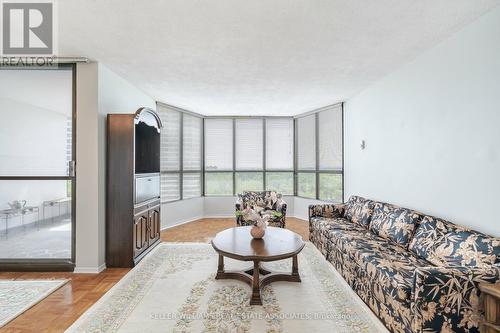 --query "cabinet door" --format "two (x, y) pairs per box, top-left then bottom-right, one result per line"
(148, 206), (161, 246)
(133, 213), (149, 258)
